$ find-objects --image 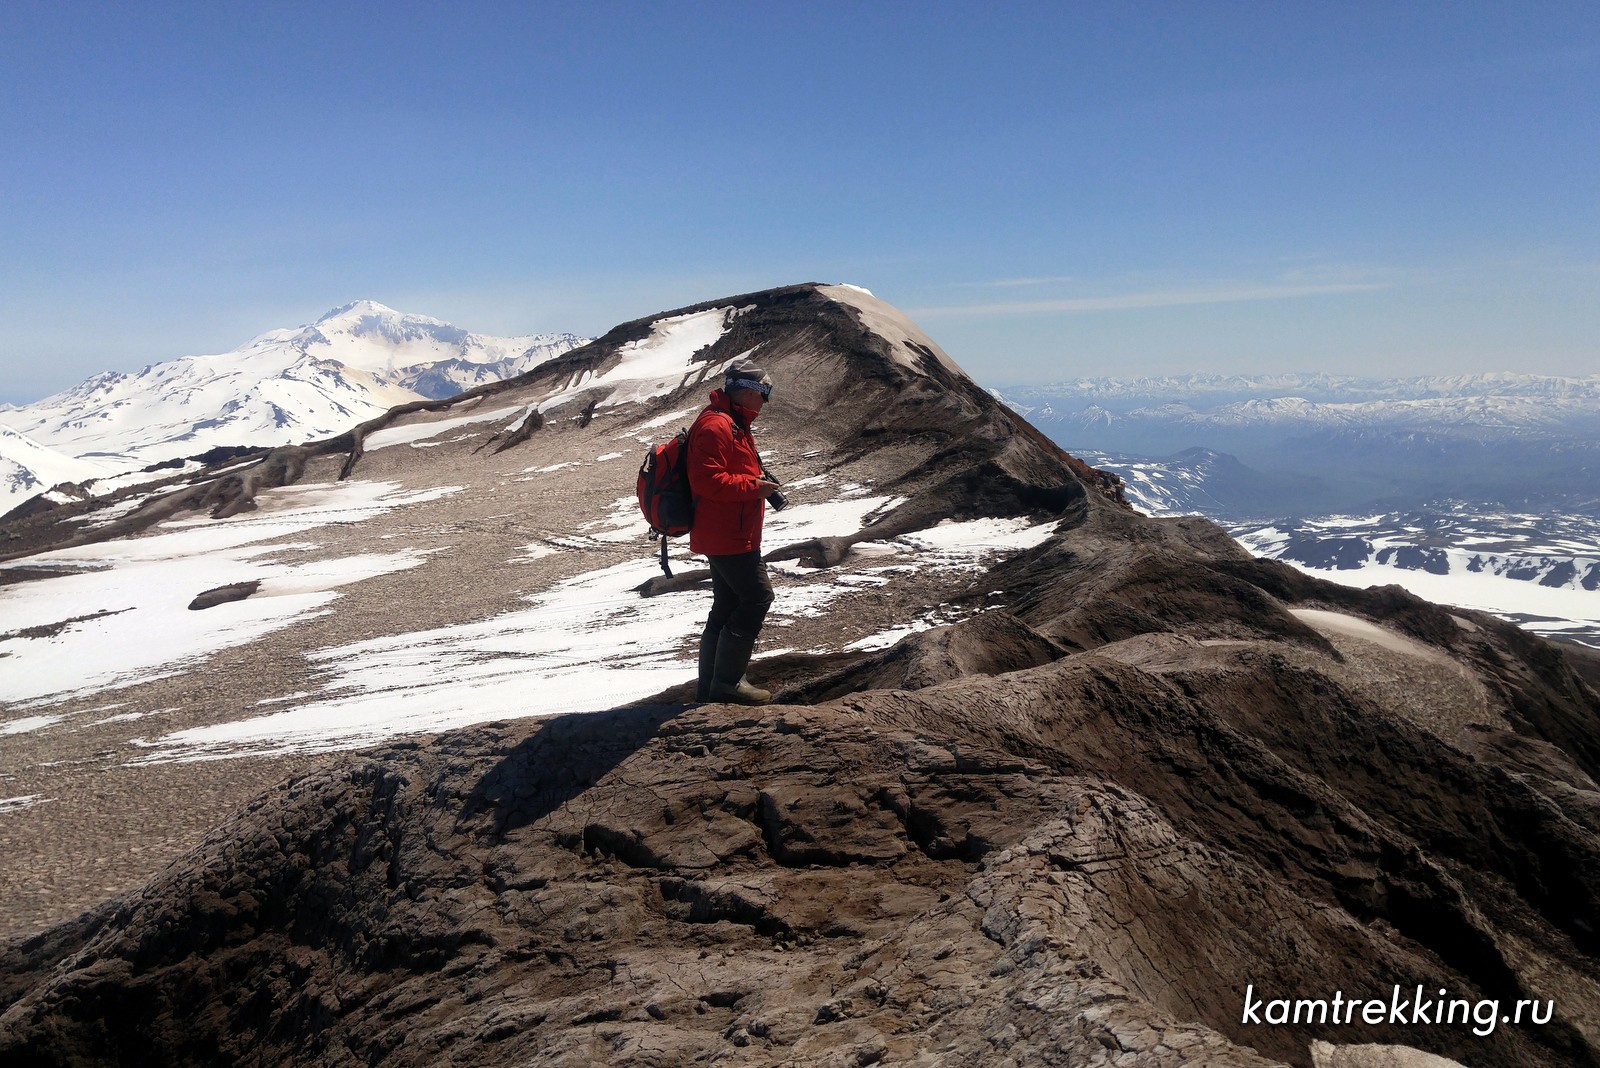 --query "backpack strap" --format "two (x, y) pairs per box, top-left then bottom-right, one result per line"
(658, 534), (672, 577)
